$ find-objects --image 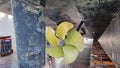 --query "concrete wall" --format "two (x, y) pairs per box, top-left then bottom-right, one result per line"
(99, 11), (120, 68)
(0, 12), (14, 37)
